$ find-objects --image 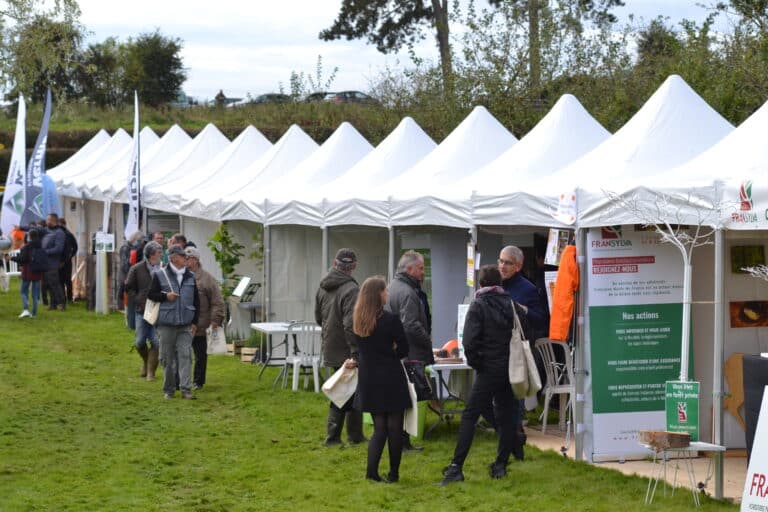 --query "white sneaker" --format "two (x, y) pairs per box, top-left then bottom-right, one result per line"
(19, 310), (31, 318)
